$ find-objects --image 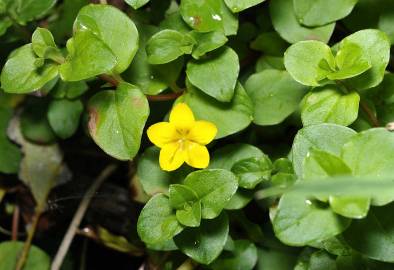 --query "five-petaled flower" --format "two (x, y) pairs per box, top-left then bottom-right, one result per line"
(147, 103), (217, 171)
